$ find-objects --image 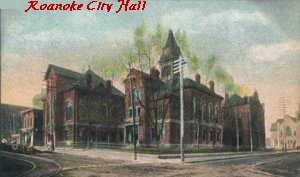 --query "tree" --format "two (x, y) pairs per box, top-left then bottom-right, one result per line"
(127, 22), (171, 152)
(32, 89), (46, 109)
